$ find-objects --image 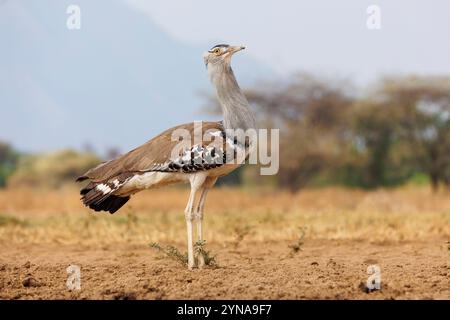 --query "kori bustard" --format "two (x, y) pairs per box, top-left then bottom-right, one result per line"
(77, 44), (256, 269)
